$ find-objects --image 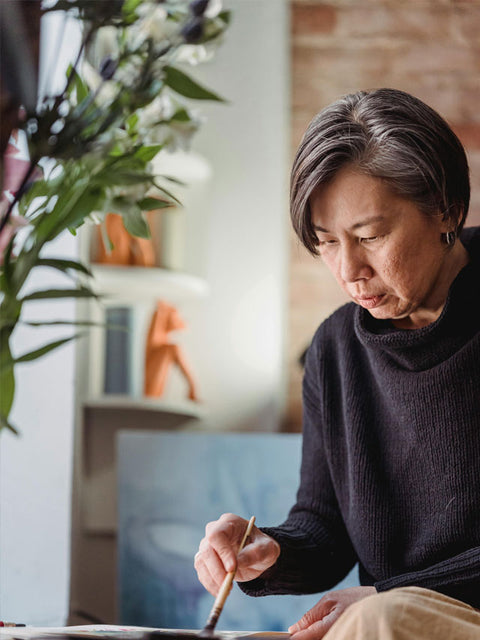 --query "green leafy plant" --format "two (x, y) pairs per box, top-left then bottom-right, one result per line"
(0, 0), (230, 433)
